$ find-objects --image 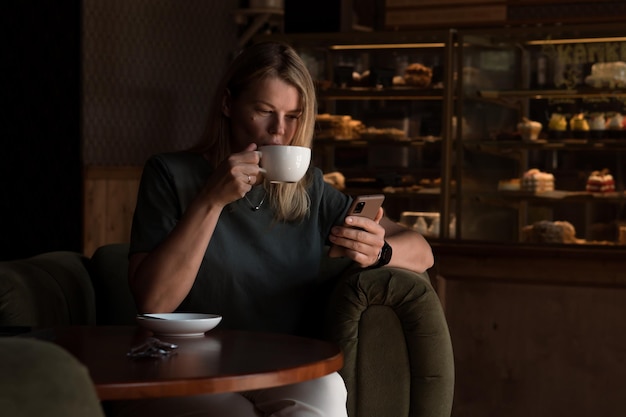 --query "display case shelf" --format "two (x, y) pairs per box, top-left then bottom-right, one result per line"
(479, 88), (626, 100)
(470, 190), (626, 203)
(464, 139), (626, 151)
(318, 87), (445, 100)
